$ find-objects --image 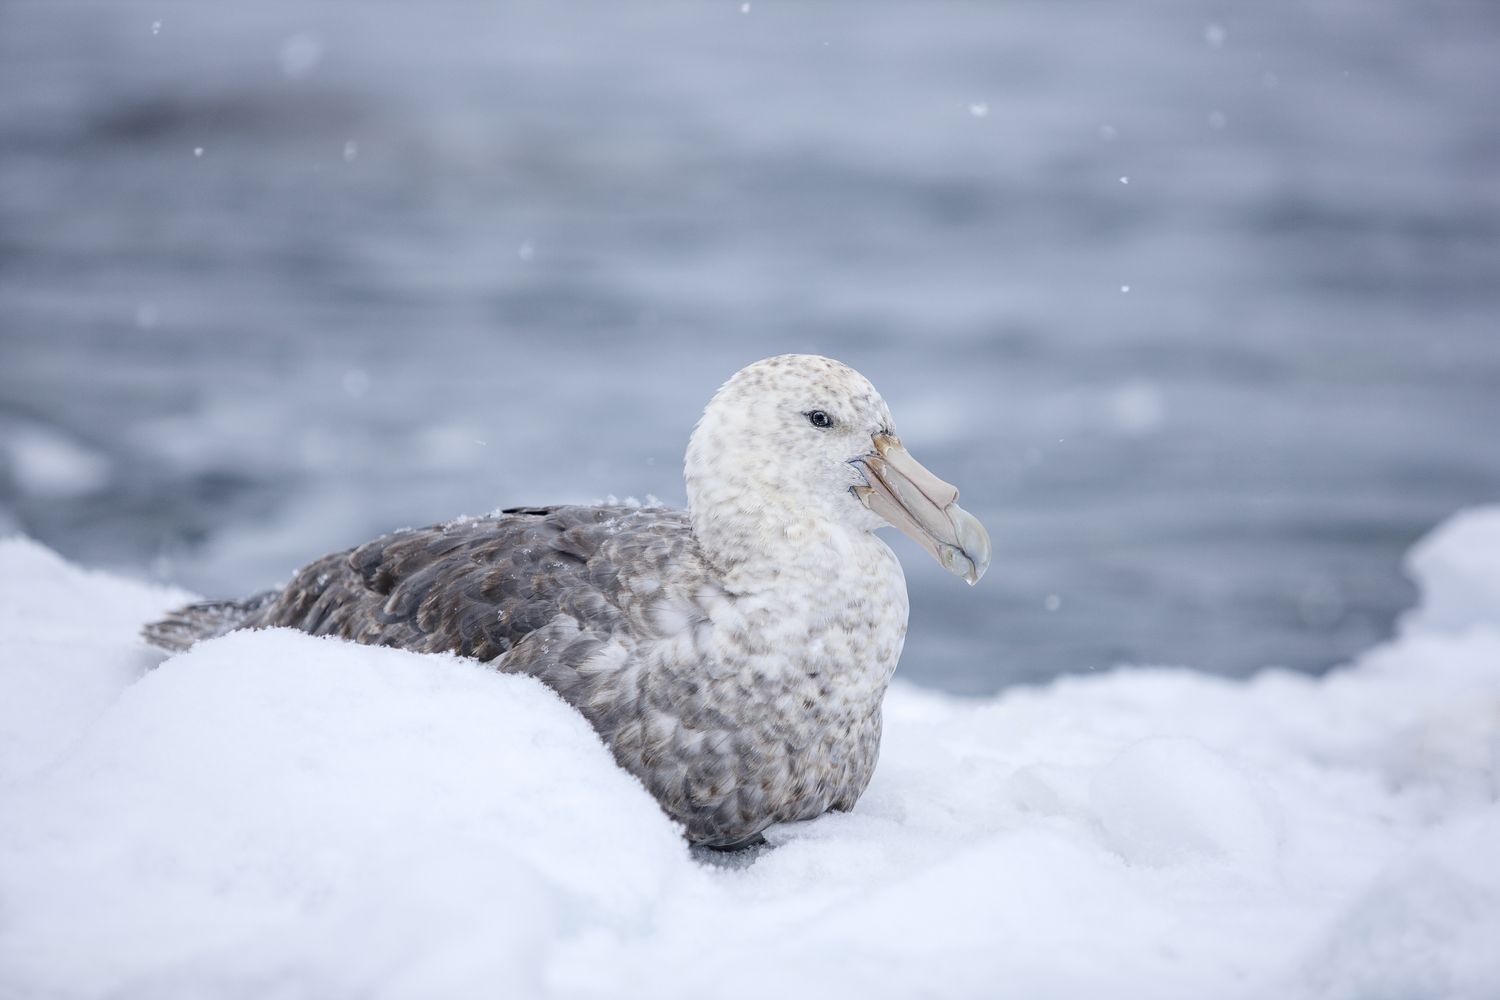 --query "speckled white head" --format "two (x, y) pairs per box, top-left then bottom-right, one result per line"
(685, 354), (990, 584)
